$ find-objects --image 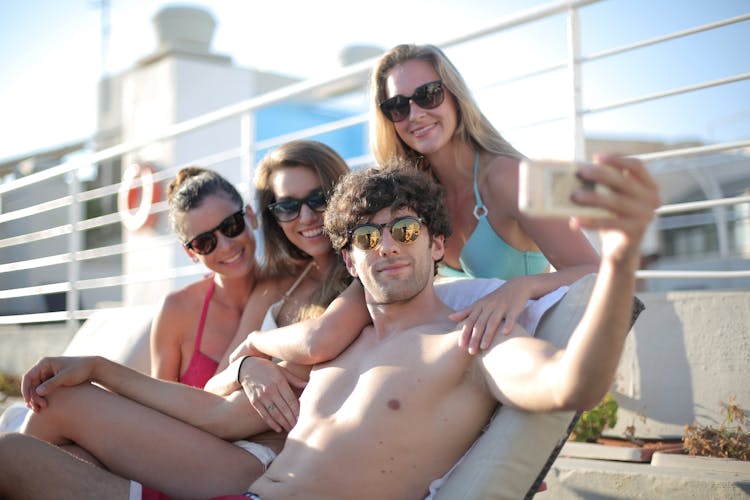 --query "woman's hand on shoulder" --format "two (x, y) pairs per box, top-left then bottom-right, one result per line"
(449, 276), (536, 354)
